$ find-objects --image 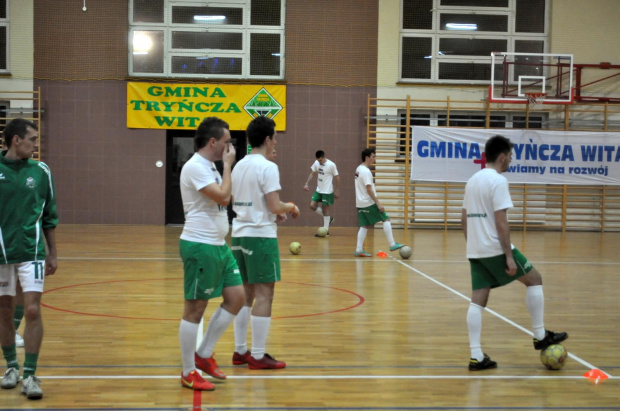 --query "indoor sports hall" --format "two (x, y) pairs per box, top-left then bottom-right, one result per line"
(1, 1), (619, 410)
